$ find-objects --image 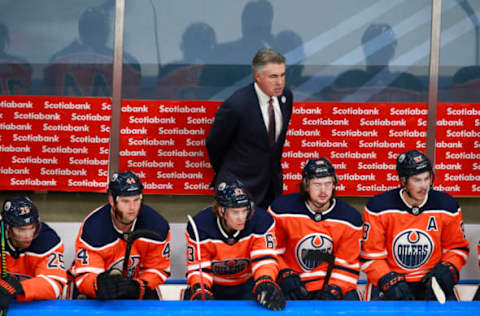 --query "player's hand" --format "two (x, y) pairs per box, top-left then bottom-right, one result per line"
(95, 271), (142, 300)
(253, 276), (286, 310)
(422, 261), (458, 296)
(0, 277), (23, 309)
(190, 283), (214, 300)
(319, 284), (343, 300)
(378, 271), (415, 300)
(277, 269), (310, 300)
